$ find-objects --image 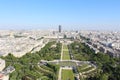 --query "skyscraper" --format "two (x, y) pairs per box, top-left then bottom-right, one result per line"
(59, 25), (61, 33)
